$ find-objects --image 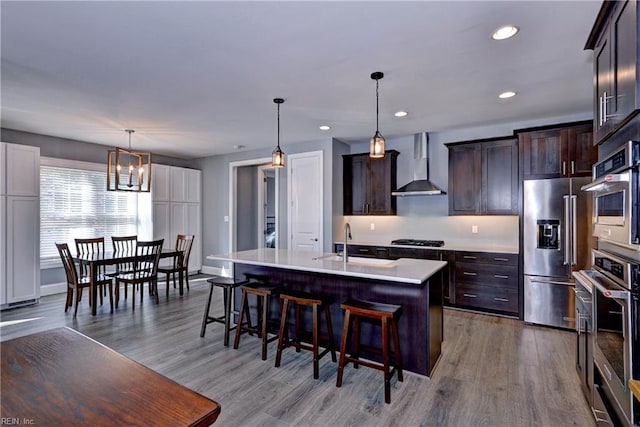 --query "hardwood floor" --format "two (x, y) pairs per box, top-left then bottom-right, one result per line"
(0, 278), (595, 426)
